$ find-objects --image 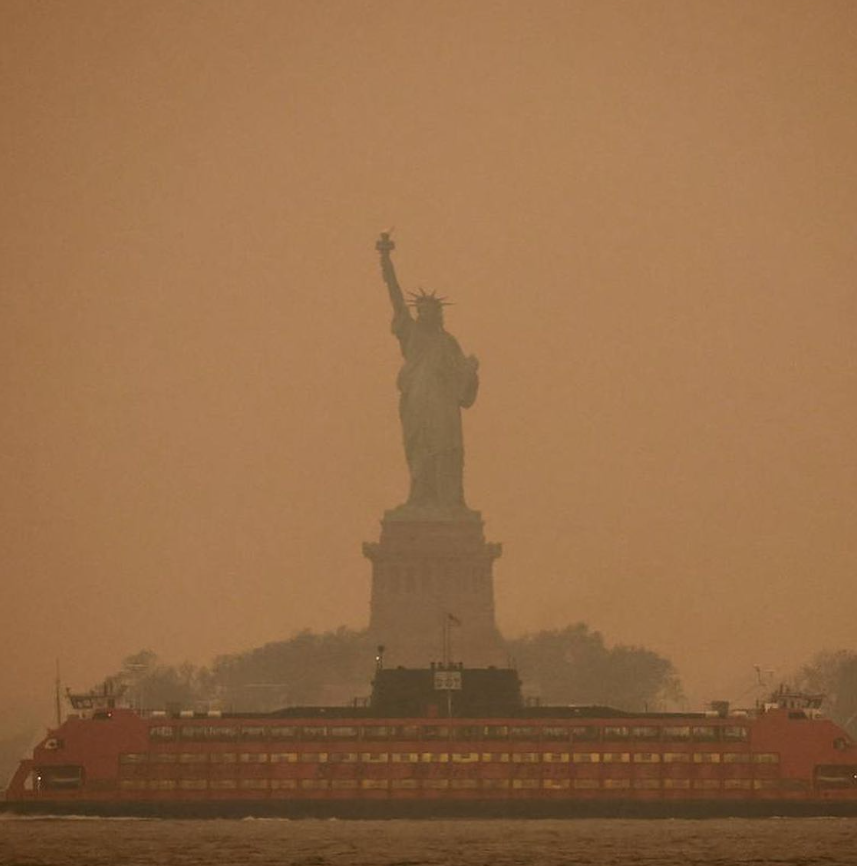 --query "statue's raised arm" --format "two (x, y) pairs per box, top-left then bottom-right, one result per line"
(376, 232), (408, 318)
